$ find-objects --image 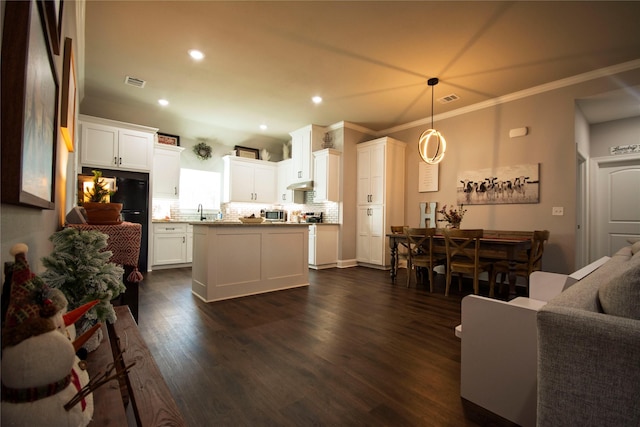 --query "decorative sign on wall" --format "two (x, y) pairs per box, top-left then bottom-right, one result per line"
(457, 163), (540, 205)
(610, 144), (639, 155)
(418, 162), (439, 192)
